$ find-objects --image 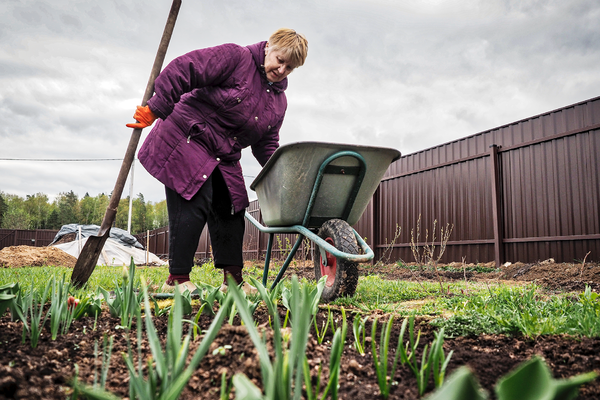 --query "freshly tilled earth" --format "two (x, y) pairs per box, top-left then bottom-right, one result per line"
(1, 259), (600, 399)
